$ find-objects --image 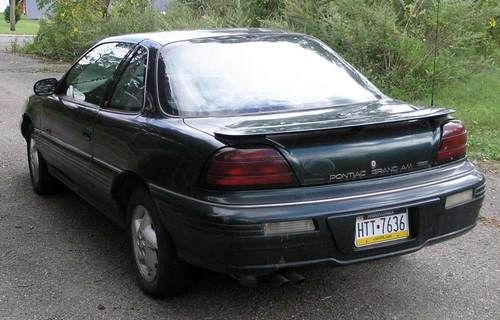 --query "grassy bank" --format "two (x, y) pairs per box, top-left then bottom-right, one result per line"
(0, 16), (39, 35)
(413, 52), (500, 161)
(432, 68), (500, 161)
